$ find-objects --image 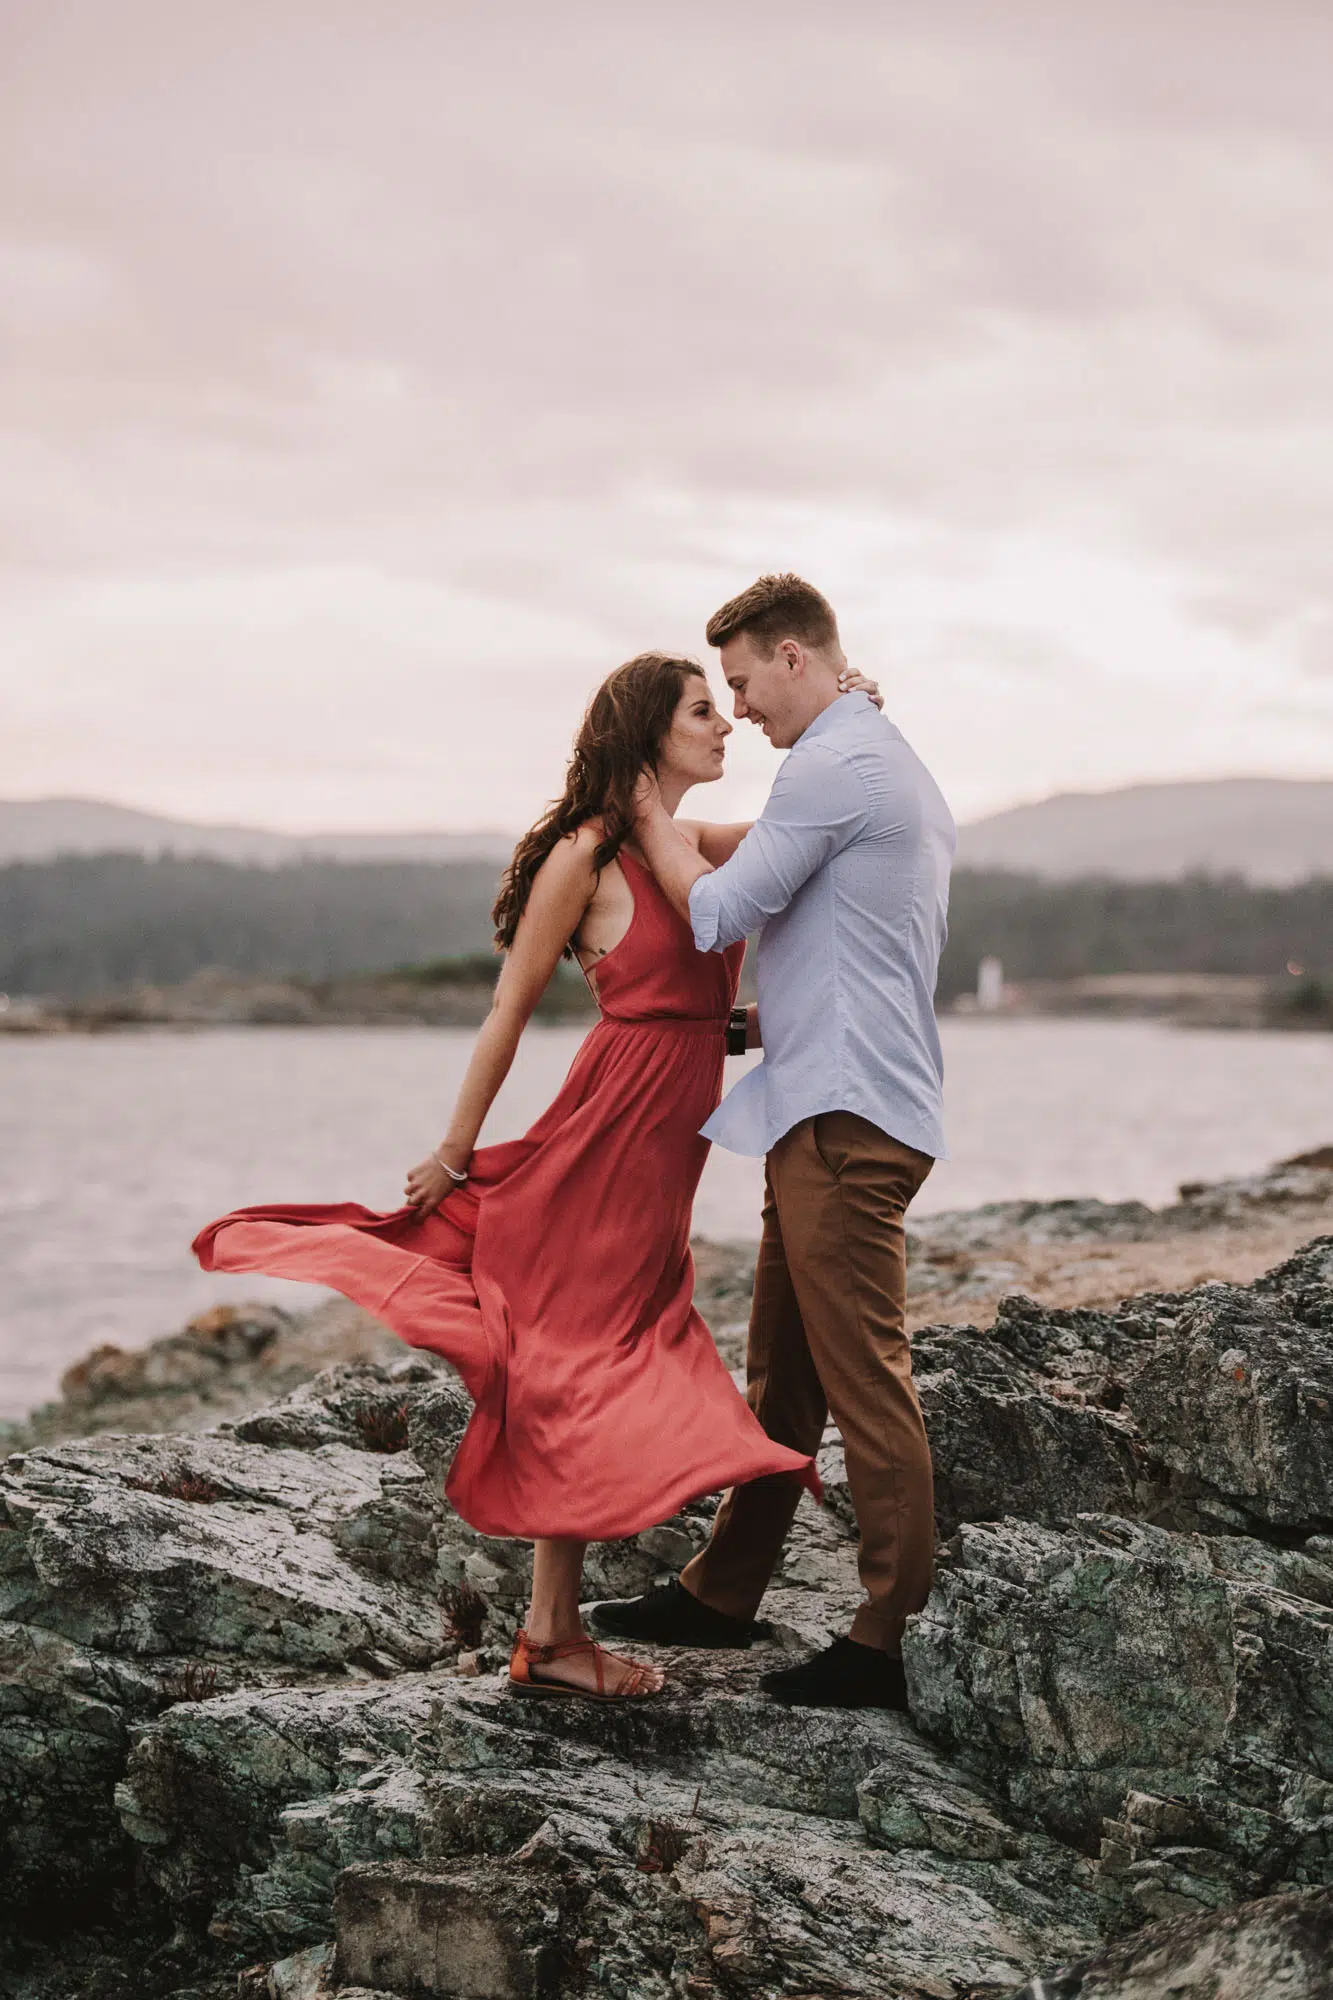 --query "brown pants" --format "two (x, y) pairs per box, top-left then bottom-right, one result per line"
(683, 1111), (934, 1654)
